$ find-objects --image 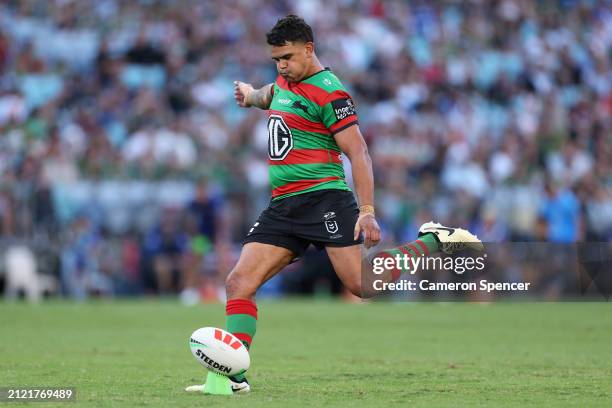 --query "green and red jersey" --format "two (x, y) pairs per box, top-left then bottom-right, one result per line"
(267, 68), (358, 200)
